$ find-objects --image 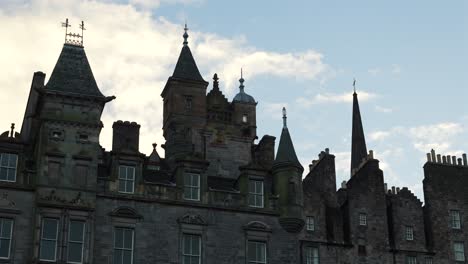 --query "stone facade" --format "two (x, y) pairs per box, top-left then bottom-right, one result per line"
(0, 27), (466, 264)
